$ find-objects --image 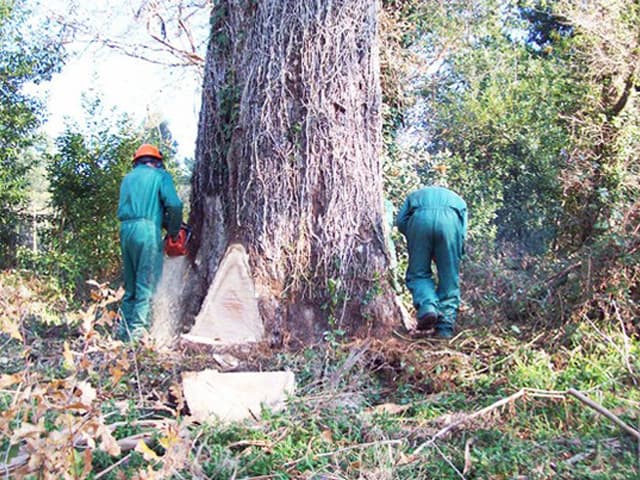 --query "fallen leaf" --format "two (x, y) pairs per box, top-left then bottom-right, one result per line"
(82, 448), (93, 478)
(98, 424), (121, 456)
(138, 465), (158, 480)
(320, 429), (333, 444)
(86, 279), (105, 289)
(110, 366), (124, 385)
(82, 310), (94, 333)
(0, 373), (22, 389)
(79, 356), (91, 370)
(136, 439), (159, 462)
(1, 319), (22, 341)
(158, 425), (179, 450)
(11, 420), (45, 442)
(76, 381), (97, 407)
(396, 451), (415, 466)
